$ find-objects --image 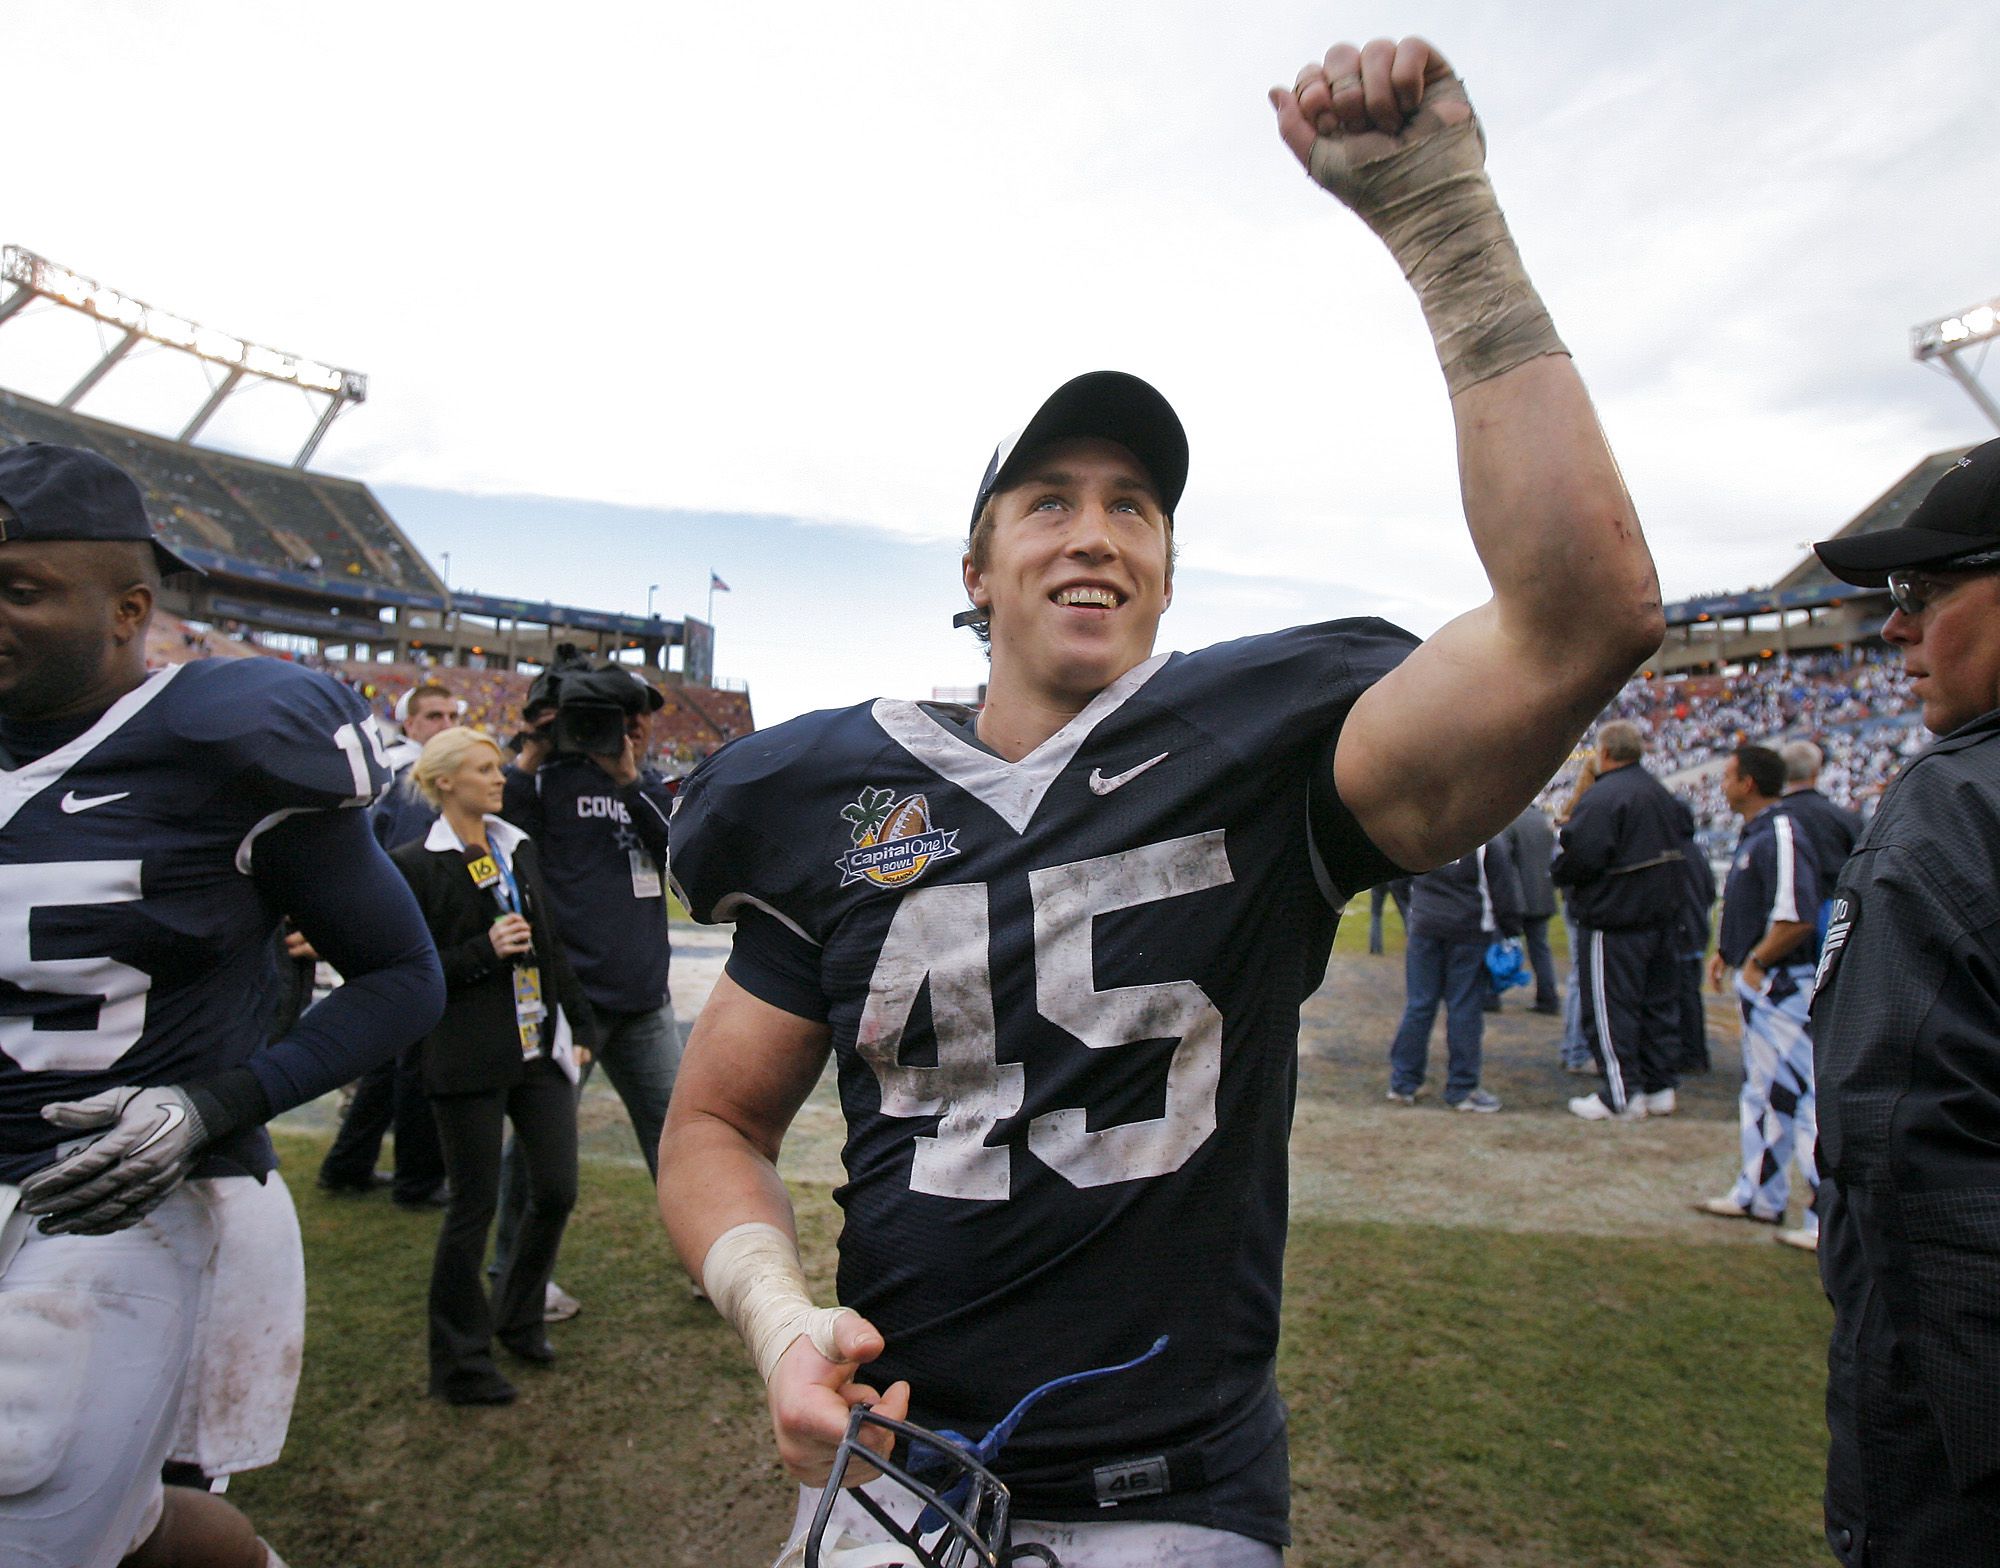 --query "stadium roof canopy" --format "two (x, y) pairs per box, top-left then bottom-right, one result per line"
(0, 388), (686, 649)
(0, 246), (366, 468)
